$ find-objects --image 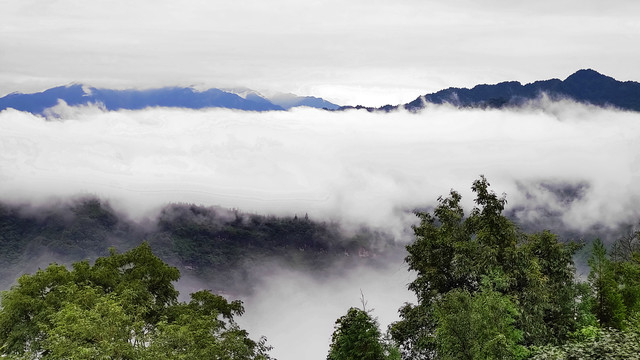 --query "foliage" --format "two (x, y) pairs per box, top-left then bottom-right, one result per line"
(0, 199), (394, 293)
(433, 286), (528, 360)
(8, 181), (640, 359)
(610, 229), (640, 320)
(327, 307), (388, 360)
(588, 238), (627, 329)
(530, 326), (640, 359)
(0, 243), (271, 359)
(529, 230), (640, 358)
(389, 176), (581, 359)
